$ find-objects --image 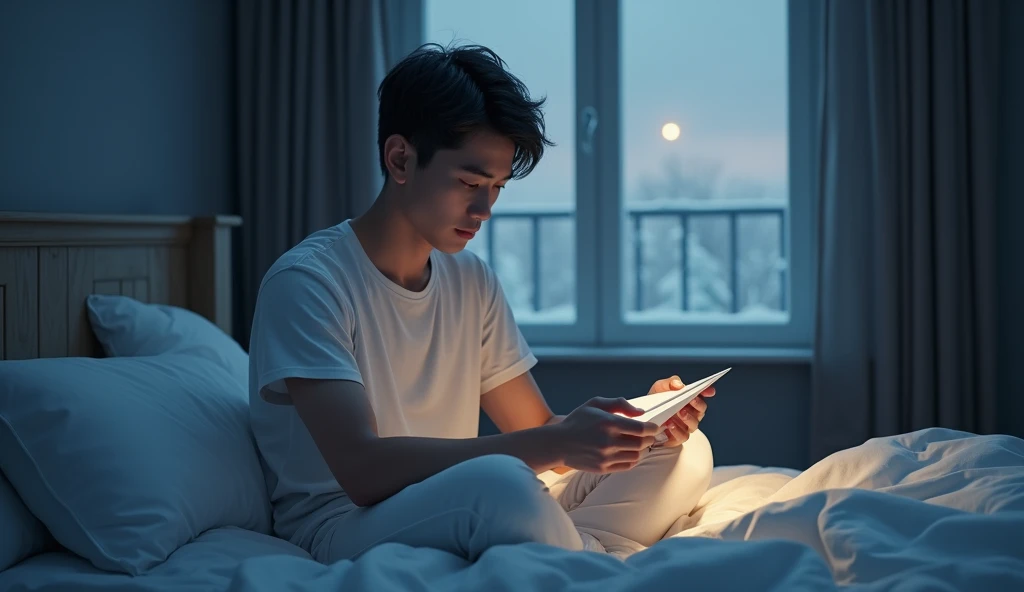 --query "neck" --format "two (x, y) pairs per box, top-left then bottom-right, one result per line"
(351, 184), (433, 292)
